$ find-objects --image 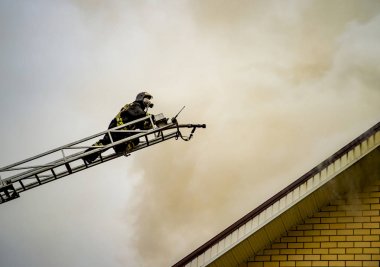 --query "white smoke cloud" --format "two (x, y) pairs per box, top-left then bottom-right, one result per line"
(0, 1), (379, 267)
(122, 2), (380, 266)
